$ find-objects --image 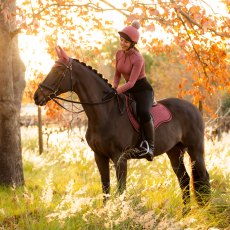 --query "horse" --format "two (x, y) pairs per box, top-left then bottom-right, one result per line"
(34, 46), (210, 214)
